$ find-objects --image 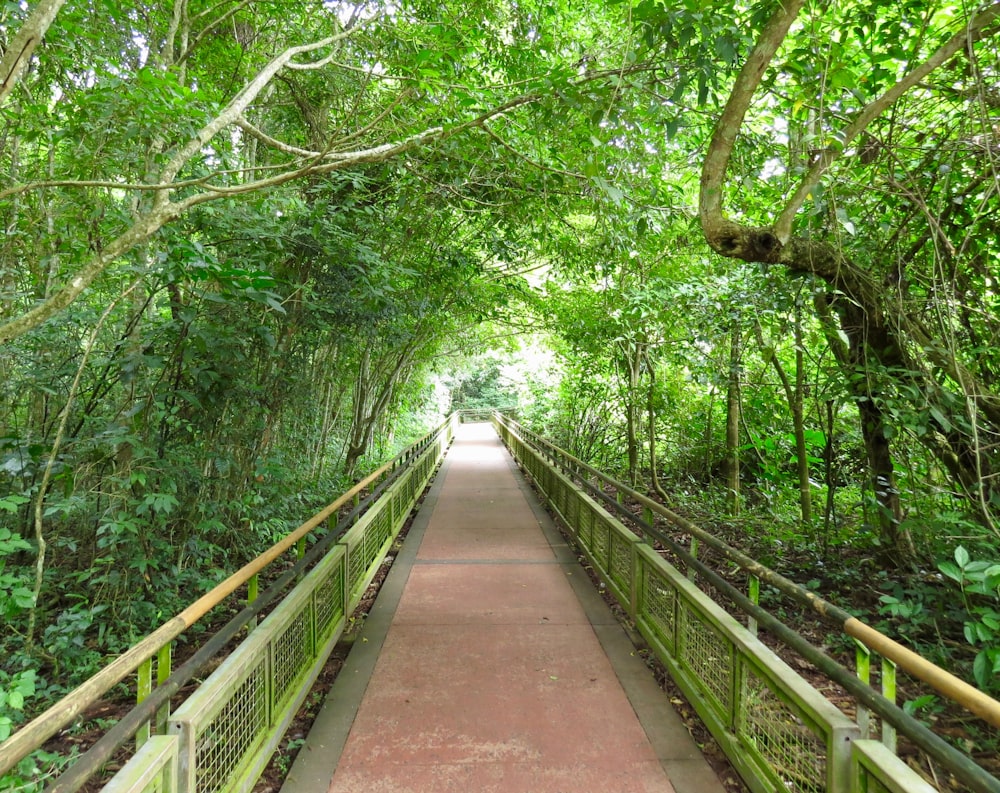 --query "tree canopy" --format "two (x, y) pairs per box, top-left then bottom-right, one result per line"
(2, 0), (1000, 770)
